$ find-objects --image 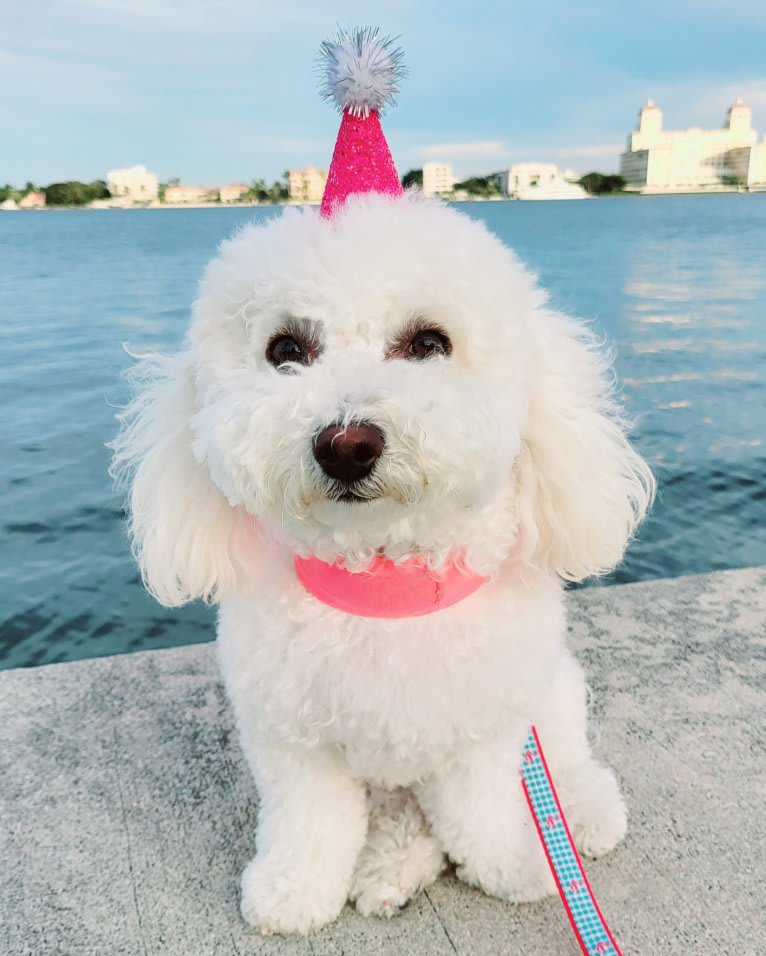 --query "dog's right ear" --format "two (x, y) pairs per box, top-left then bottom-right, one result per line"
(110, 352), (240, 607)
